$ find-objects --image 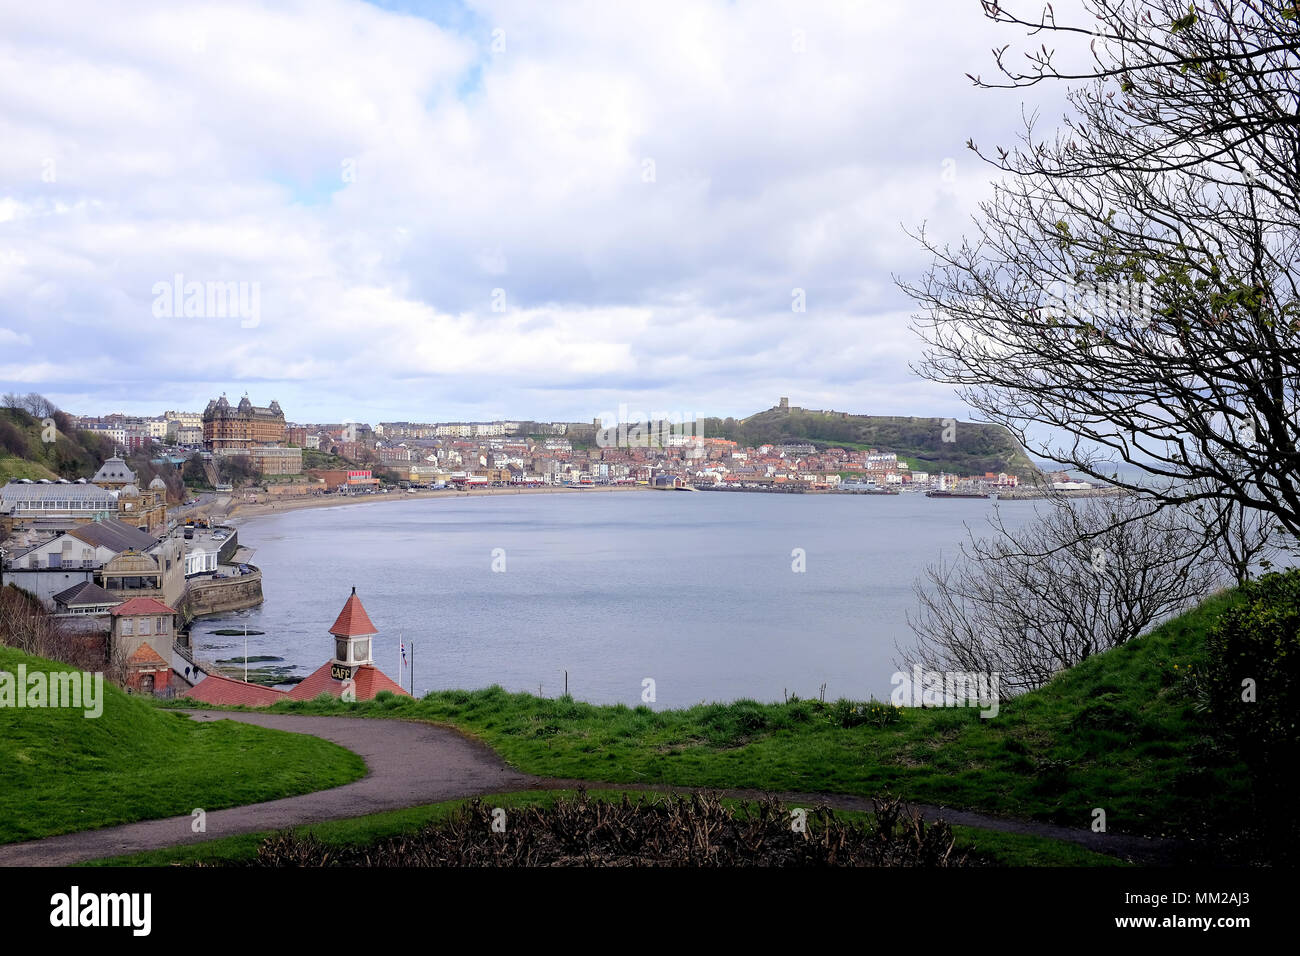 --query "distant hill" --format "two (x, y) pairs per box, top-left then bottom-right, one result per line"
(702, 403), (1042, 479)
